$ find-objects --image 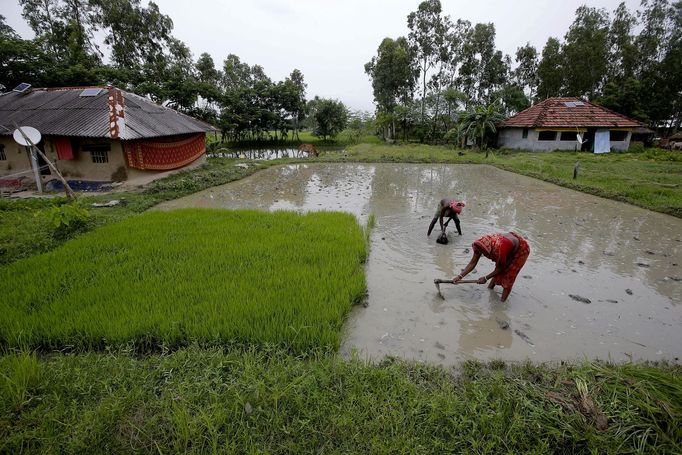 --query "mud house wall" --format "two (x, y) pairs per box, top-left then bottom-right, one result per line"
(0, 136), (34, 178)
(46, 138), (128, 182)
